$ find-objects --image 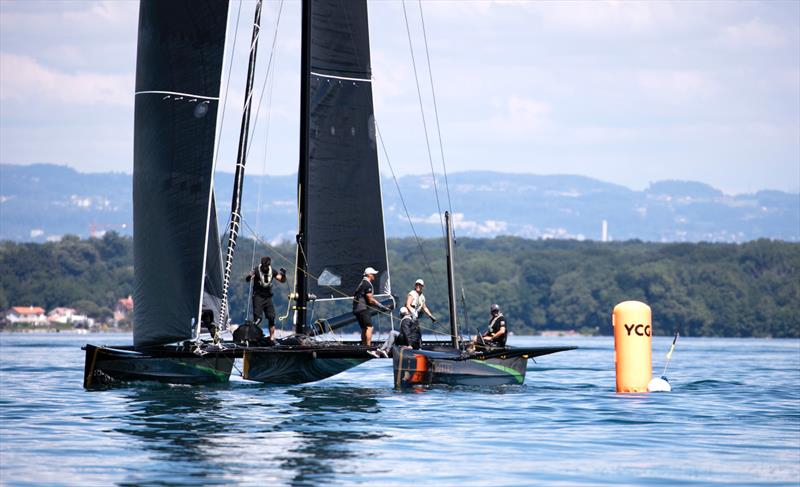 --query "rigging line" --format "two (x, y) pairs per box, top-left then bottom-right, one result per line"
(374, 121), (439, 291)
(245, 21), (280, 322)
(195, 0), (245, 342)
(417, 0), (454, 224)
(212, 0), (243, 175)
(217, 0), (245, 267)
(401, 0), (446, 242)
(240, 219), (395, 321)
(244, 0), (284, 159)
(219, 0), (264, 328)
